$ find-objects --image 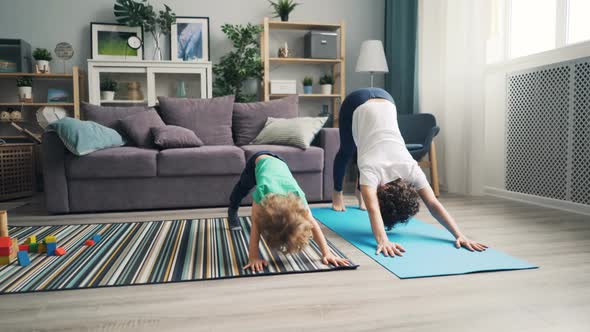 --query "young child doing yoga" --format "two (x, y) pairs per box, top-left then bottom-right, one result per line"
(332, 88), (487, 257)
(228, 151), (350, 272)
